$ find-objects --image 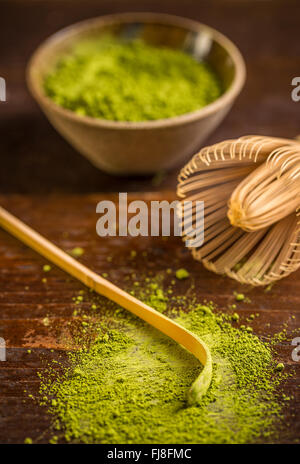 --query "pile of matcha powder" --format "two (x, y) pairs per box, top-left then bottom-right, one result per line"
(36, 274), (291, 444)
(44, 36), (222, 121)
